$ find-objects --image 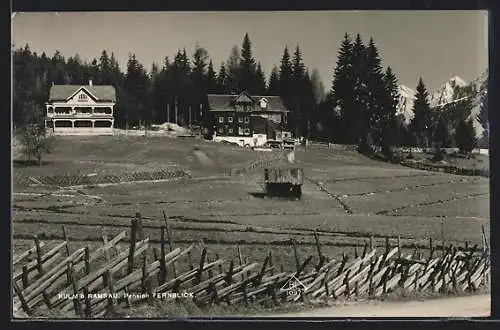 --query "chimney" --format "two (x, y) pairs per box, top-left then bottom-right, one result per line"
(88, 79), (93, 86)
